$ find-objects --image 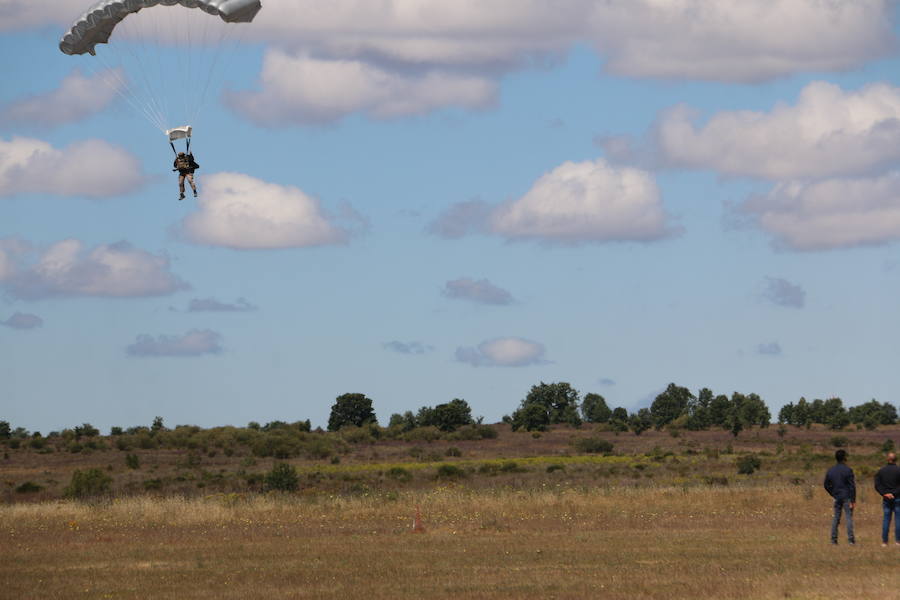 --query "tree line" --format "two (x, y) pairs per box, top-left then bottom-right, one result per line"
(2, 383), (898, 444)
